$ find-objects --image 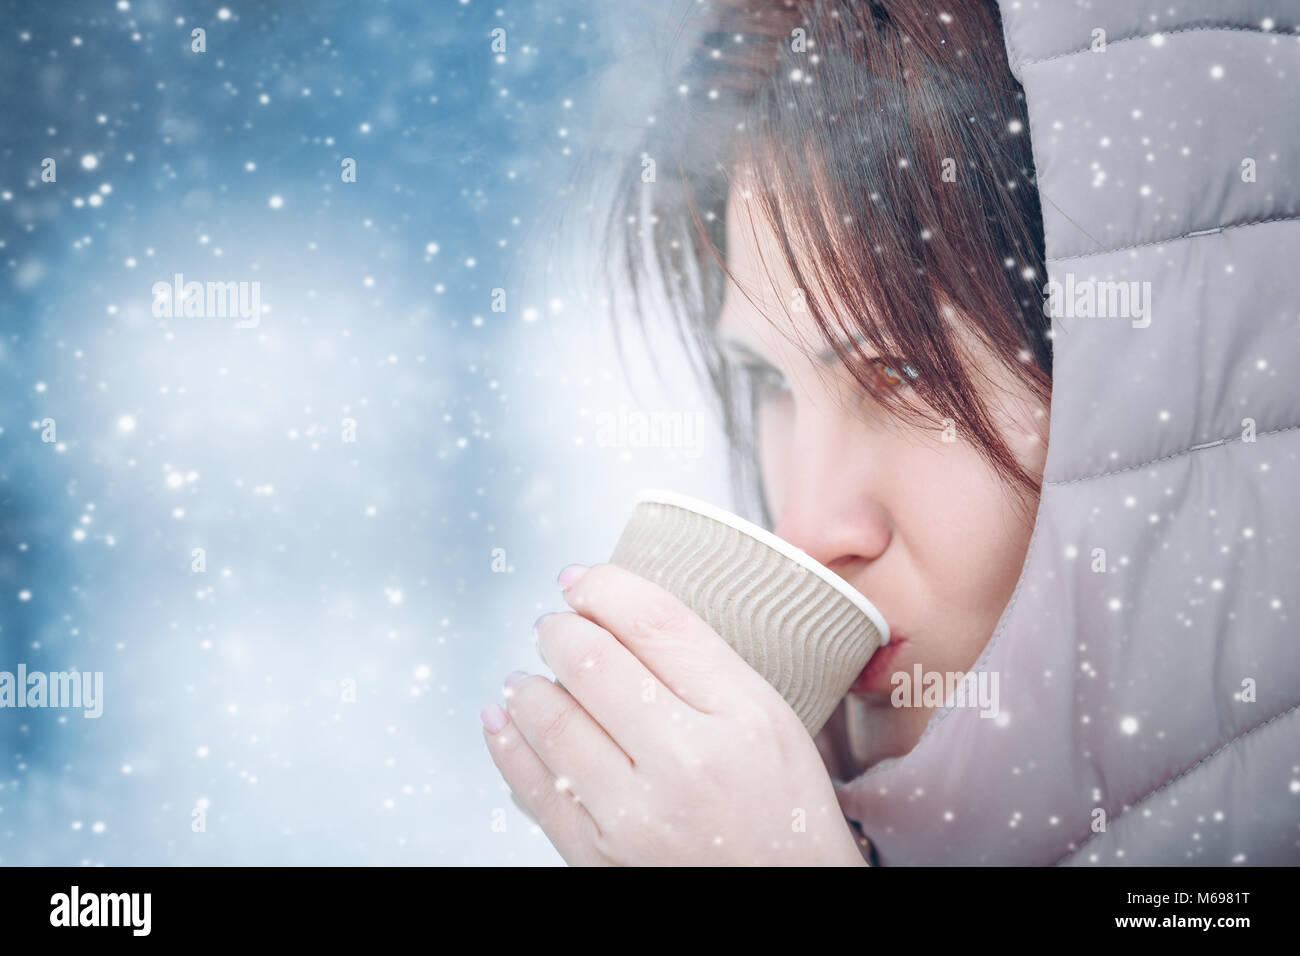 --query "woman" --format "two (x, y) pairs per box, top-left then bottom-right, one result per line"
(480, 0), (1049, 865)
(485, 0), (1299, 866)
